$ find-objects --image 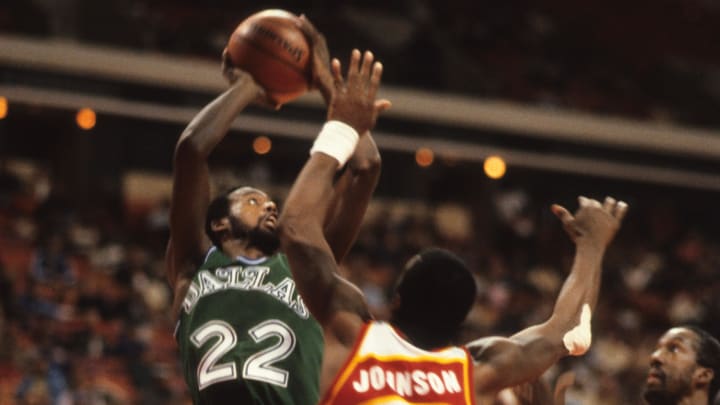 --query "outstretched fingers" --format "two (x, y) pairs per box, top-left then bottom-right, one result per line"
(326, 48), (389, 134)
(375, 99), (392, 113)
(346, 50), (377, 93)
(602, 196), (616, 212)
(359, 50), (374, 78)
(578, 195), (602, 209)
(347, 49), (362, 79)
(551, 204), (574, 225)
(613, 200), (629, 221)
(552, 203), (581, 239)
(331, 58), (343, 86)
(601, 195), (628, 221)
(368, 61), (383, 101)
